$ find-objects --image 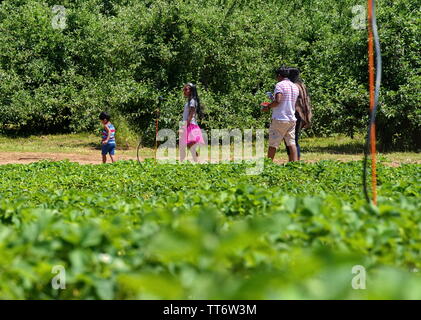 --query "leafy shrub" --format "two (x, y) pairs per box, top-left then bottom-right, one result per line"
(0, 0), (419, 149)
